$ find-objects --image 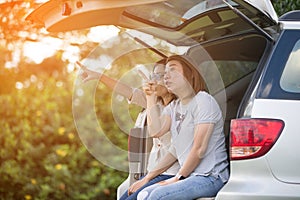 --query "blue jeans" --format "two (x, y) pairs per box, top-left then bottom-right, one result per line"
(119, 174), (174, 200)
(137, 175), (225, 200)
